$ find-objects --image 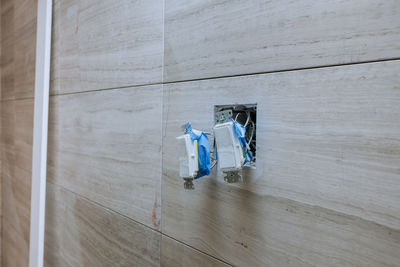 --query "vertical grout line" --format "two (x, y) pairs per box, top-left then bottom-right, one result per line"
(160, 0), (166, 265)
(0, 3), (2, 263)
